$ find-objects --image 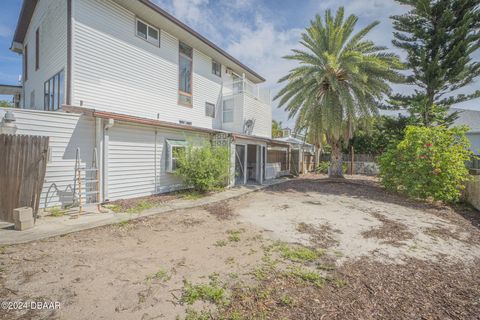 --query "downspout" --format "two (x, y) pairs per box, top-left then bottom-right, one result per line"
(154, 113), (159, 193)
(66, 0), (72, 105)
(95, 118), (104, 202)
(103, 118), (114, 202)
